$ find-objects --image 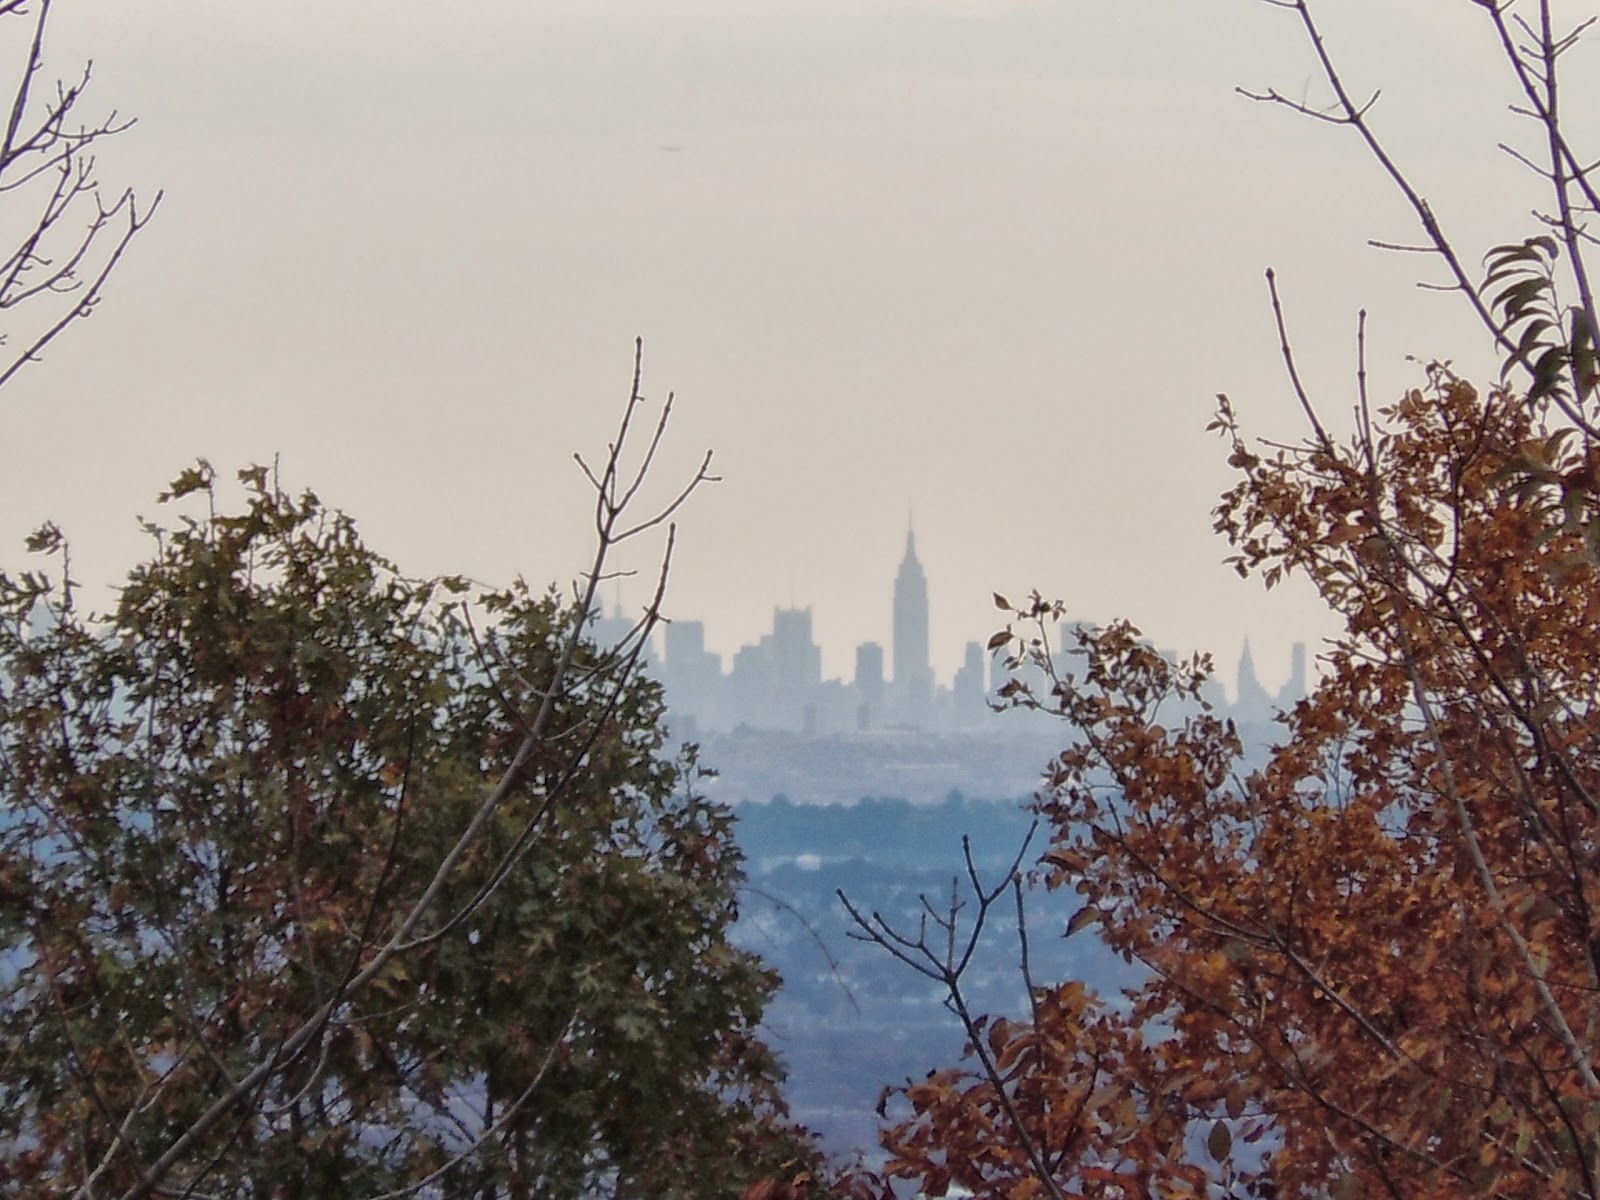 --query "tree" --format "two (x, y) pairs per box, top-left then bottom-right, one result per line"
(0, 354), (831, 1198)
(840, 3), (1600, 1199)
(0, 0), (156, 389)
